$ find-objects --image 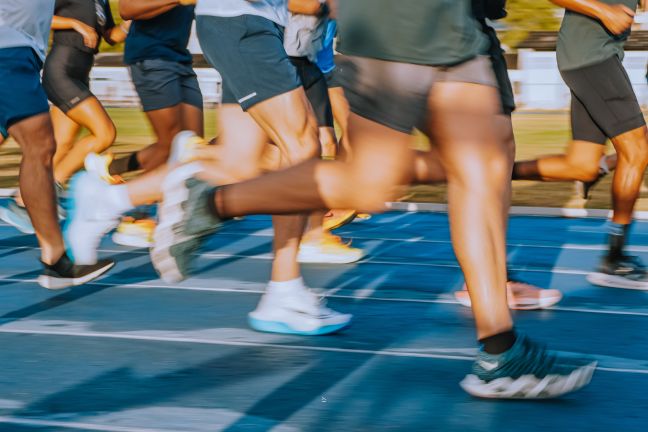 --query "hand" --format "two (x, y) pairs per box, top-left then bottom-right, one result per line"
(73, 20), (98, 49)
(178, 0), (197, 5)
(597, 3), (635, 35)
